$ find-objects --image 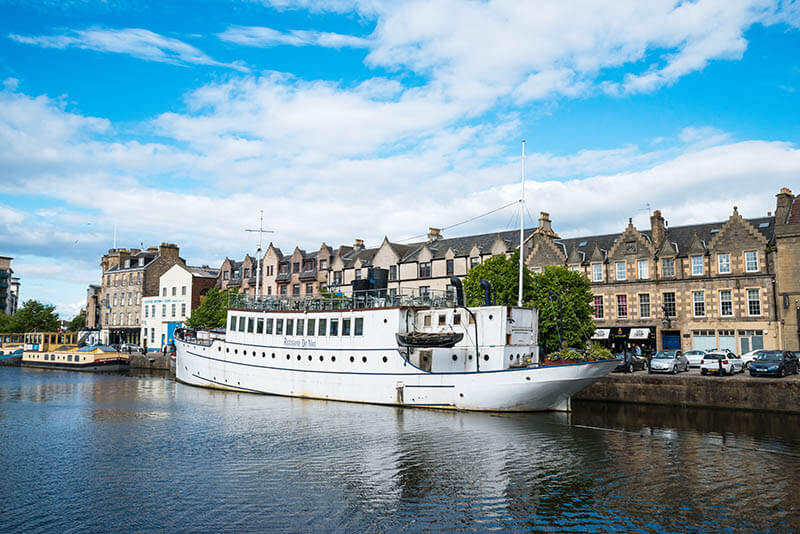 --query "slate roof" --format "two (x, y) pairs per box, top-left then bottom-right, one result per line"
(553, 216), (774, 263)
(186, 266), (219, 278)
(788, 196), (800, 224)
